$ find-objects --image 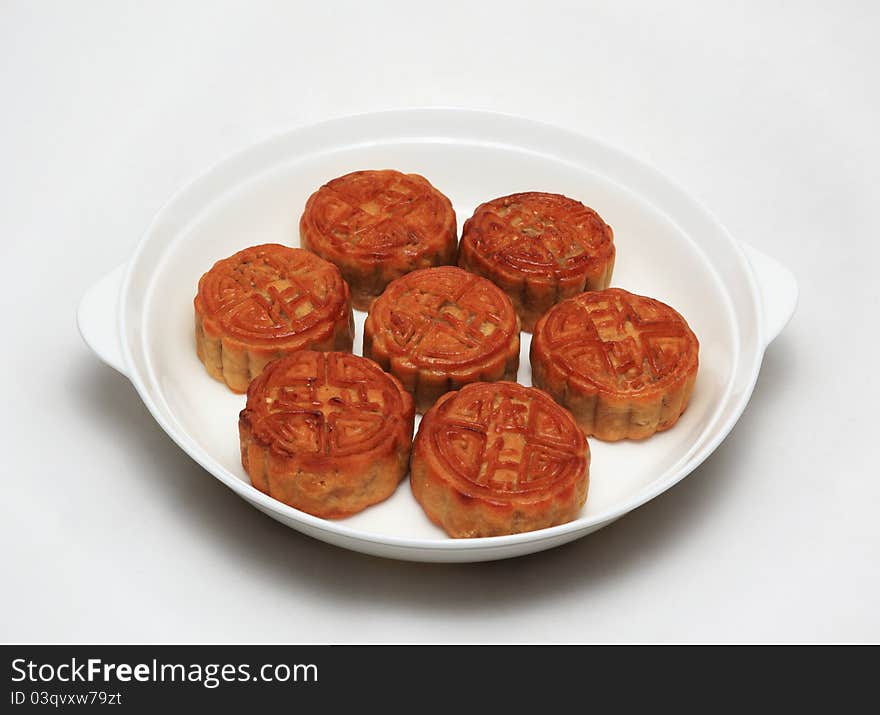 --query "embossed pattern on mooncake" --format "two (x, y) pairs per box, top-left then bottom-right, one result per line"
(239, 351), (414, 518)
(194, 244), (354, 393)
(531, 288), (699, 441)
(300, 170), (457, 309)
(411, 381), (589, 537)
(458, 191), (614, 331)
(363, 266), (519, 413)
